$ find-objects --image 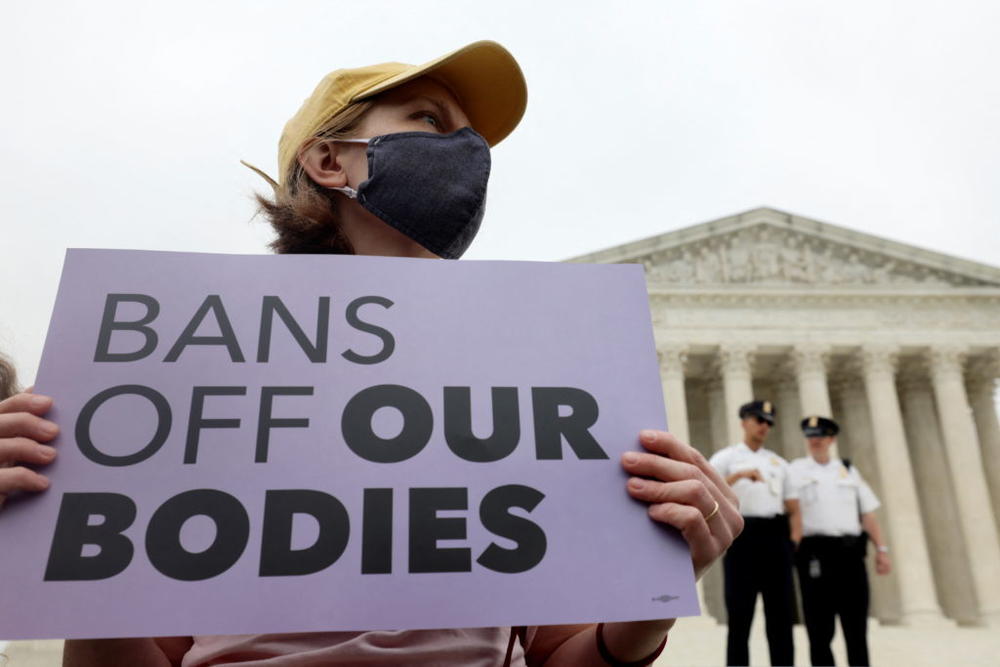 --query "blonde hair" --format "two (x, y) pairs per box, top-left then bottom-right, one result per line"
(256, 99), (375, 255)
